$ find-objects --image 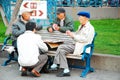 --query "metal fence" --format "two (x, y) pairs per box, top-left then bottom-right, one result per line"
(0, 0), (14, 22)
(0, 0), (120, 27)
(56, 0), (120, 7)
